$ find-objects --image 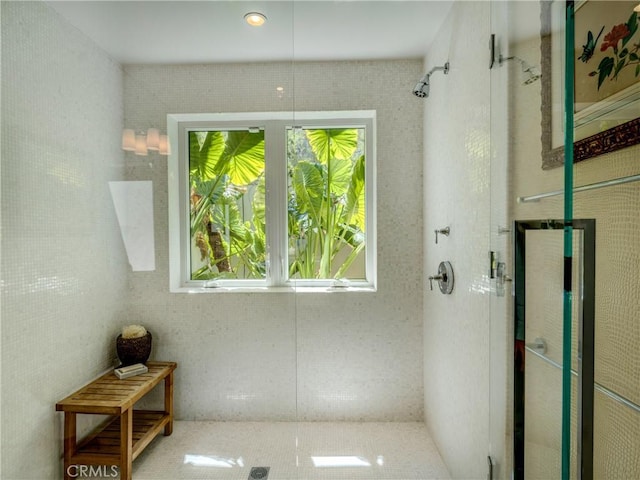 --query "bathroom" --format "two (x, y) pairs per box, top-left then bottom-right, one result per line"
(1, 1), (639, 479)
